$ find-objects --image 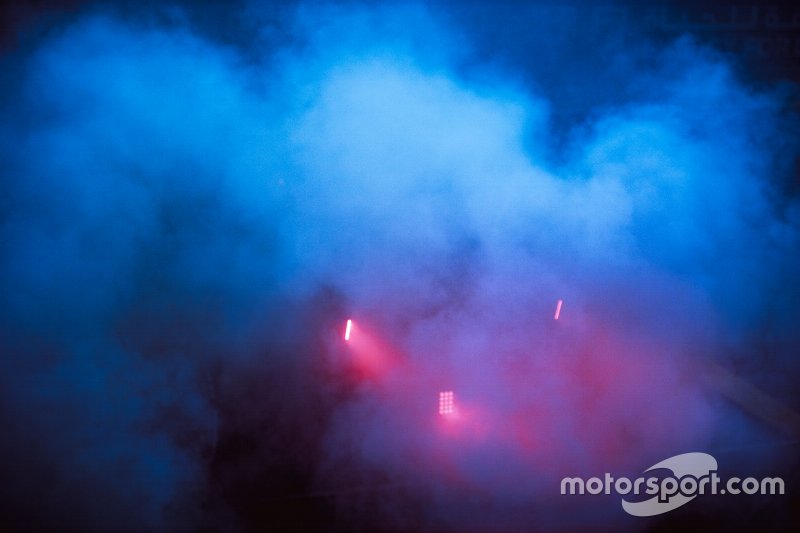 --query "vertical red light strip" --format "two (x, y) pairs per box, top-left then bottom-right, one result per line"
(344, 319), (352, 341)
